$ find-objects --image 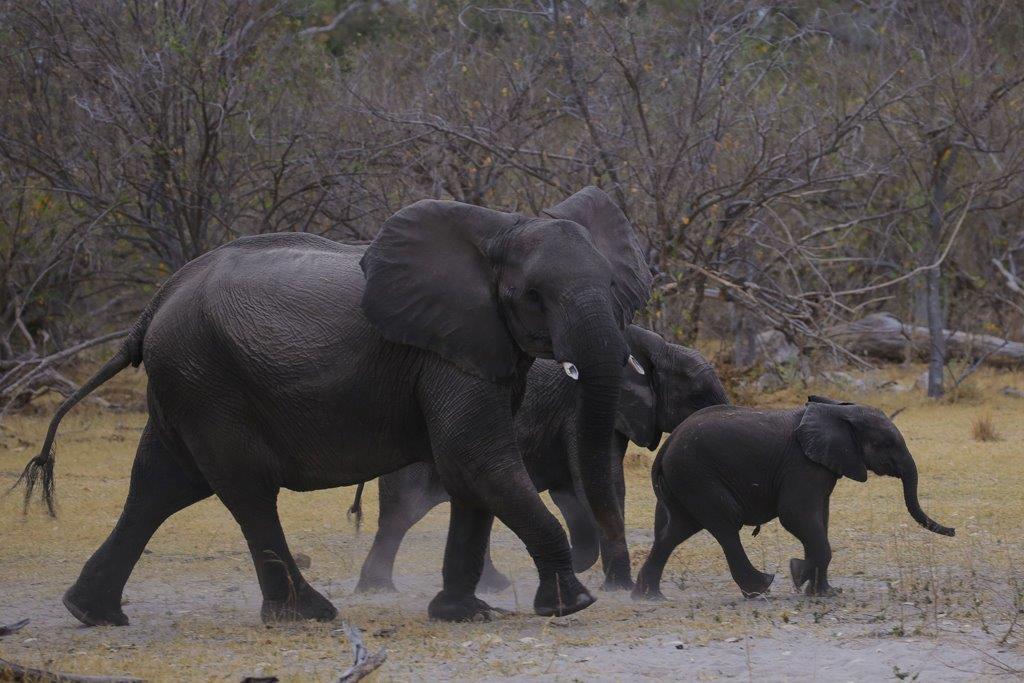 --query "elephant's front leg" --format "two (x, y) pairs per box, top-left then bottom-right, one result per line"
(428, 466), (593, 620)
(599, 447), (633, 590)
(564, 433), (631, 589)
(550, 486), (600, 573)
(780, 498), (837, 596)
(423, 378), (593, 620)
